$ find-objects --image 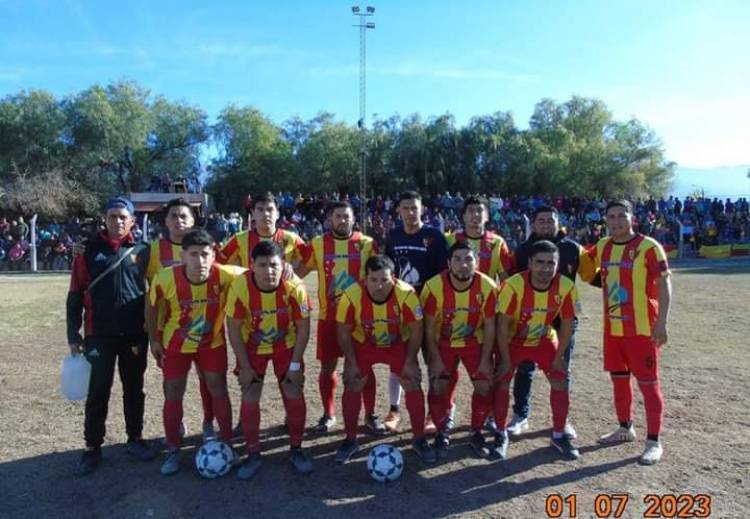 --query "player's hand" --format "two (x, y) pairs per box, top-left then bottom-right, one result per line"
(652, 320), (668, 347)
(149, 341), (165, 364)
(401, 358), (421, 385)
(72, 241), (86, 256)
(281, 263), (295, 281)
(238, 365), (260, 390)
(551, 355), (568, 375)
(69, 342), (84, 356)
